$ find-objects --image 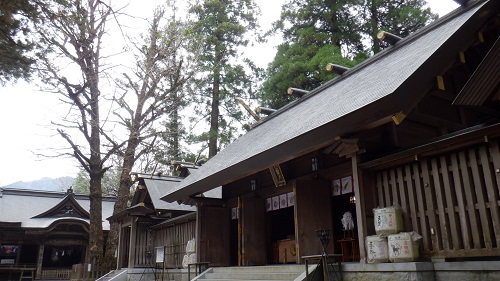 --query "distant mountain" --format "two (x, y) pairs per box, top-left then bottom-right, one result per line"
(5, 177), (75, 191)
